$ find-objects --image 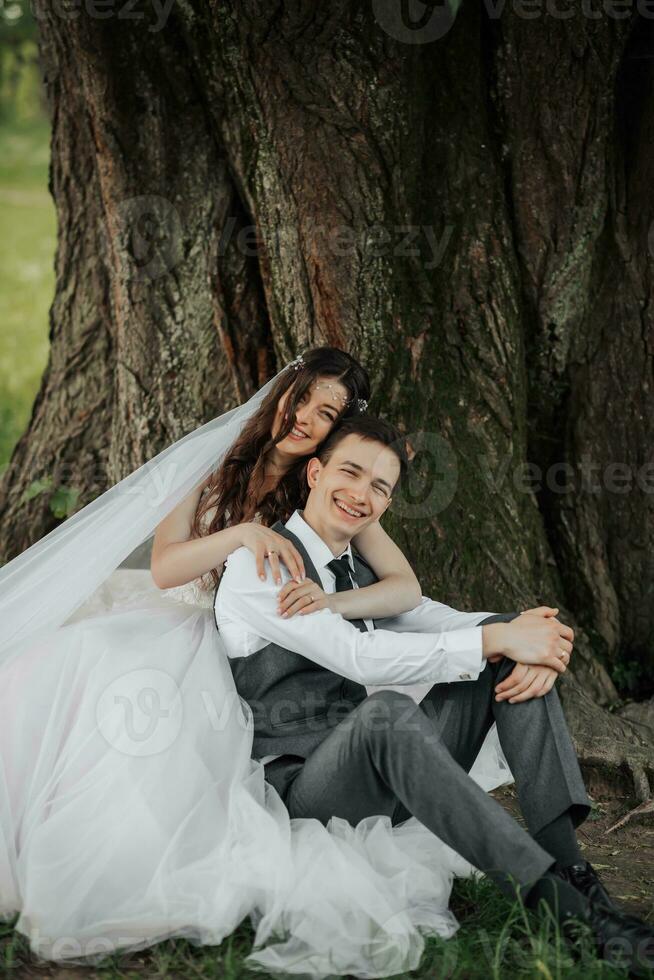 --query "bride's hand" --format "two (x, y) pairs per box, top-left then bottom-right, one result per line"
(277, 580), (332, 618)
(237, 524), (306, 585)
